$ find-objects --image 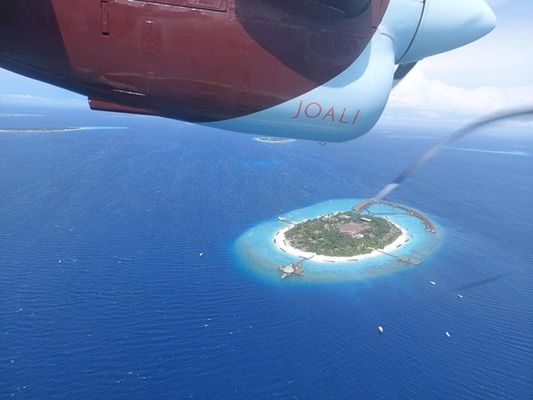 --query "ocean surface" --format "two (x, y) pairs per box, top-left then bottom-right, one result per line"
(1, 107), (532, 399)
